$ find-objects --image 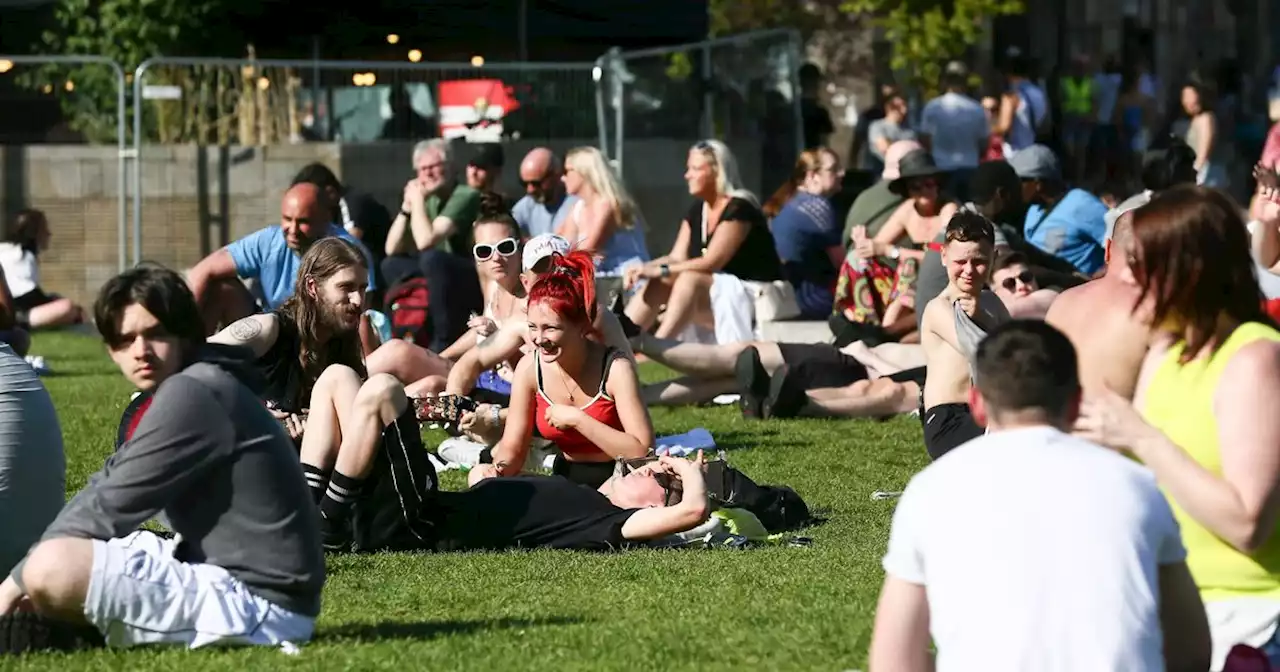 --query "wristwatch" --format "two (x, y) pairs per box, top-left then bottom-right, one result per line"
(659, 264), (671, 278)
(886, 245), (901, 260)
